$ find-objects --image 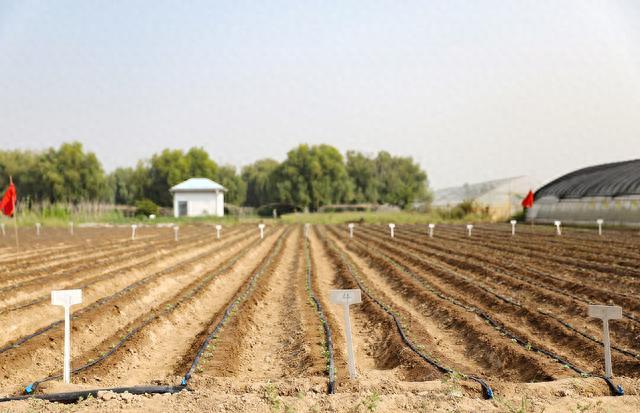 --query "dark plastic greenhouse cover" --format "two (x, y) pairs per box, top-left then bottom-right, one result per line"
(535, 159), (640, 200)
